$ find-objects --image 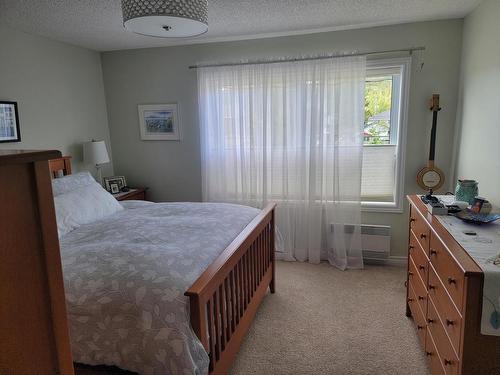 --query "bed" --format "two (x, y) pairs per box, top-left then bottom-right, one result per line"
(48, 157), (276, 375)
